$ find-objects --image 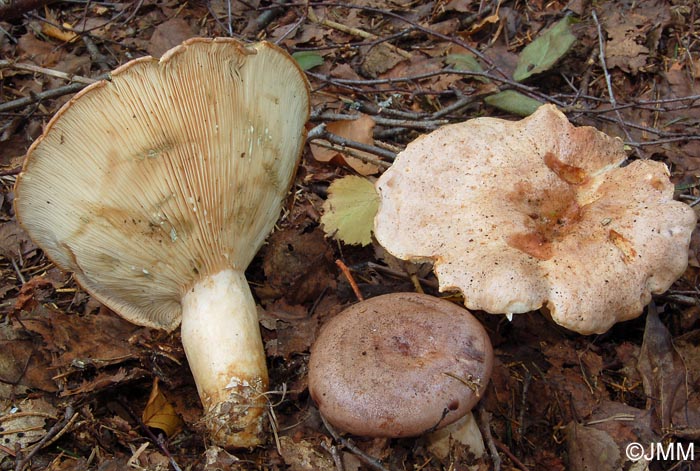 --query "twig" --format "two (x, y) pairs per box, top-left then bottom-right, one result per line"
(0, 75), (107, 114)
(590, 9), (644, 158)
(320, 438), (345, 471)
(307, 7), (411, 59)
(307, 68), (565, 107)
(372, 115), (447, 130)
(14, 406), (77, 471)
(307, 122), (395, 164)
(117, 398), (183, 471)
(517, 369), (531, 444)
(493, 438), (530, 471)
(0, 60), (97, 84)
(320, 414), (393, 471)
(476, 403), (502, 471)
(335, 259), (364, 301)
(243, 0), (292, 35)
(81, 35), (112, 71)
